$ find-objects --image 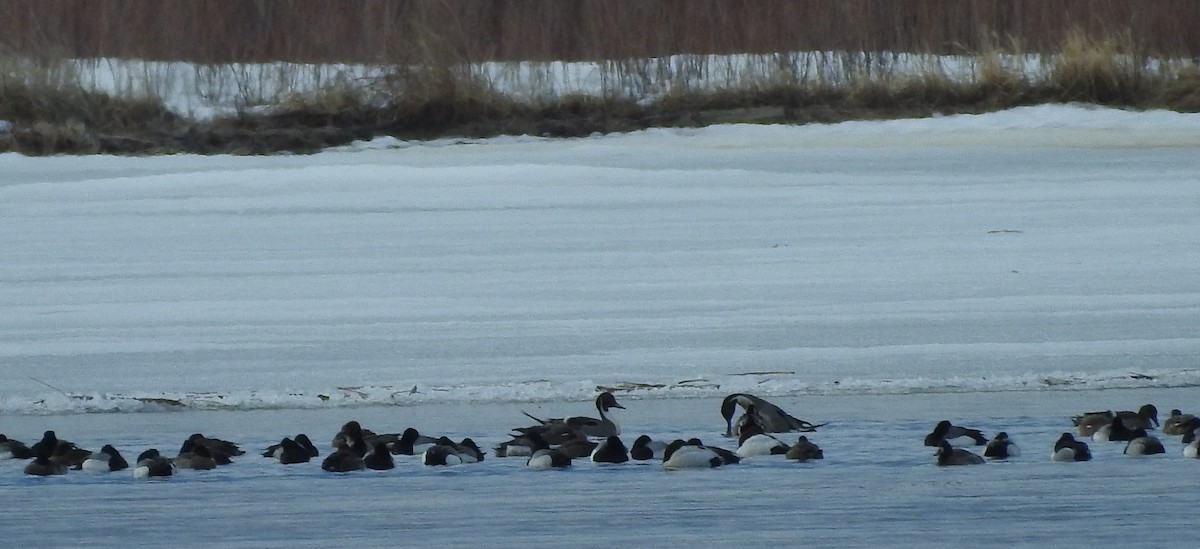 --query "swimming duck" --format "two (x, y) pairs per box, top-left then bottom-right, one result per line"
(50, 440), (92, 469)
(321, 443), (365, 473)
(1074, 404), (1158, 435)
(735, 433), (789, 457)
(935, 440), (984, 466)
(1162, 409), (1197, 436)
(174, 440), (218, 470)
(29, 430), (62, 456)
(81, 444), (129, 472)
(527, 448), (572, 469)
(266, 437), (312, 464)
(423, 442), (465, 466)
(1051, 433), (1092, 462)
(133, 449), (175, 478)
(0, 434), (34, 460)
(1184, 437), (1200, 458)
(24, 452), (67, 476)
(363, 442), (395, 470)
(630, 435), (667, 461)
(983, 432), (1020, 459)
(185, 433), (239, 464)
(1093, 416), (1139, 443)
(455, 438), (486, 463)
(389, 427), (440, 455)
(662, 439), (727, 469)
(520, 392), (626, 438)
(591, 436), (630, 464)
(785, 436), (824, 461)
(924, 420), (988, 447)
(1123, 430), (1165, 456)
(720, 393), (824, 437)
(331, 421), (372, 457)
